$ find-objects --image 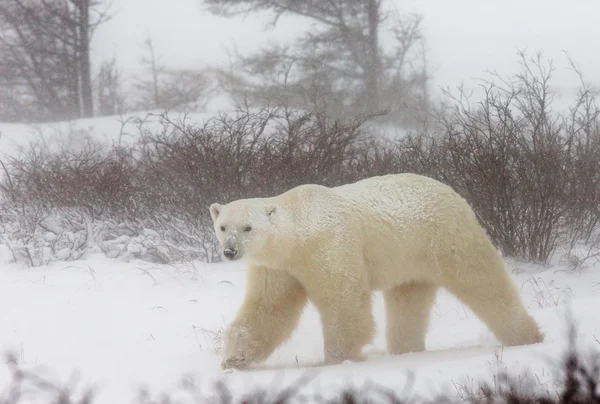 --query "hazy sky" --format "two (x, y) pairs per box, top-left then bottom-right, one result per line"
(92, 0), (600, 106)
(92, 0), (304, 72)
